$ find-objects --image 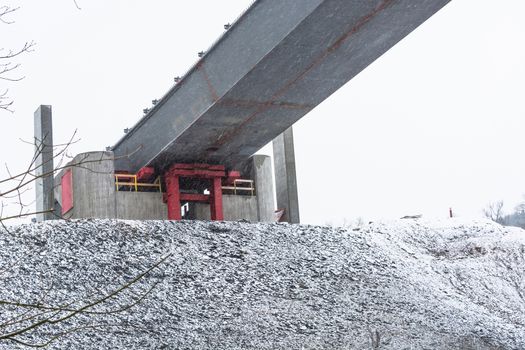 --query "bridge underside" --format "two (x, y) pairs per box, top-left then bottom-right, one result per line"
(113, 0), (450, 172)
